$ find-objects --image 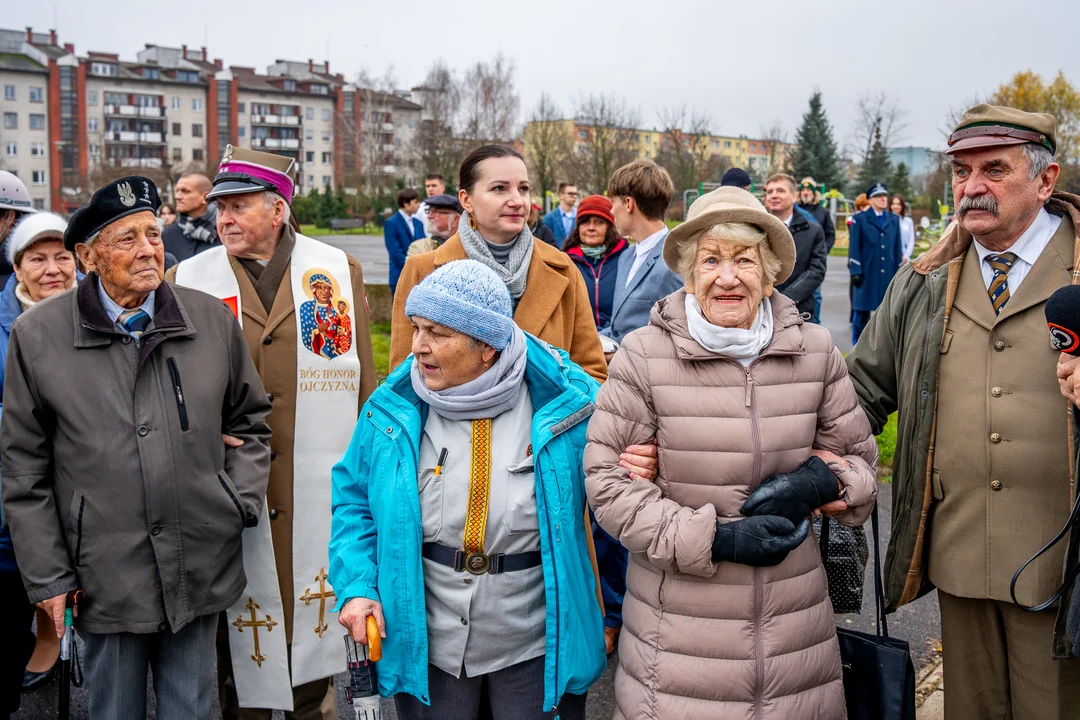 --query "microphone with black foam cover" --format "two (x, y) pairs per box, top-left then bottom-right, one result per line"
(1045, 284), (1080, 355)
